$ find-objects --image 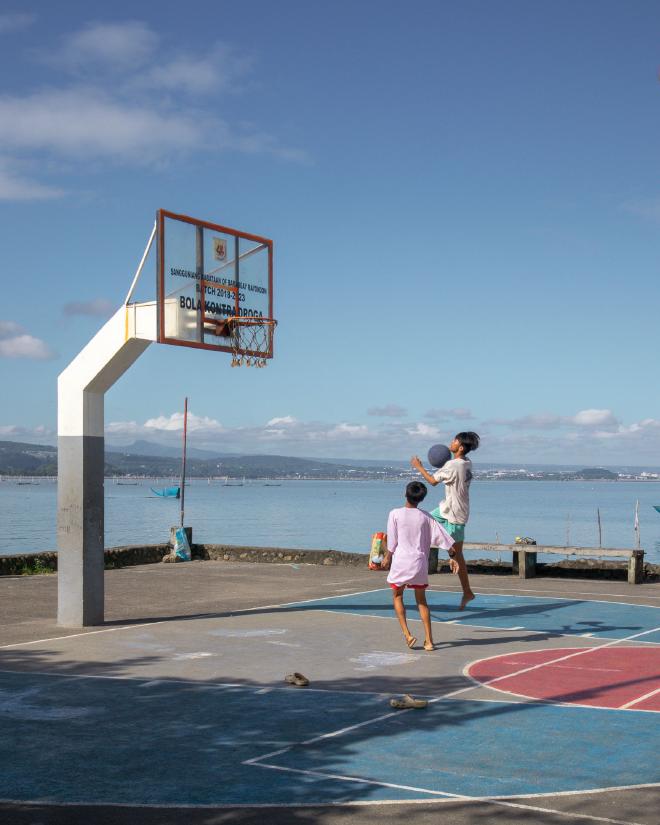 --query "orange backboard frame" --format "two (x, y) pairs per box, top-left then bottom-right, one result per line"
(156, 209), (274, 356)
